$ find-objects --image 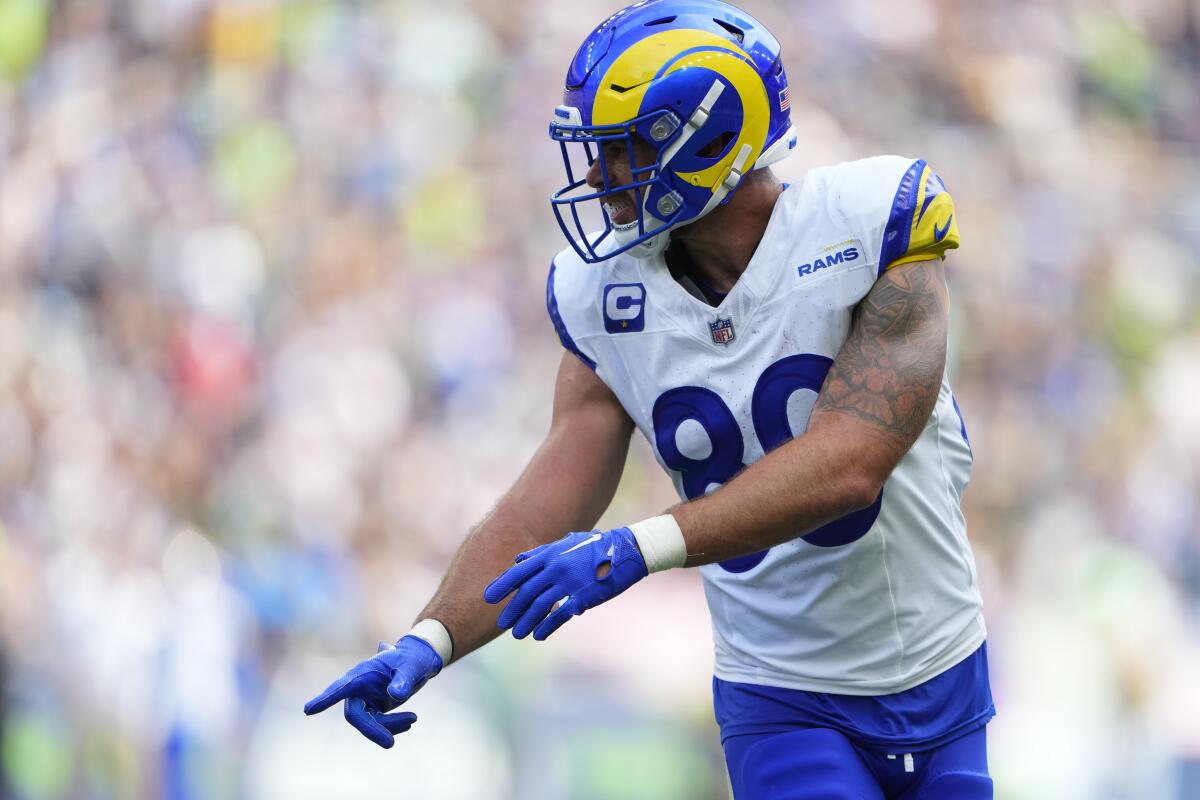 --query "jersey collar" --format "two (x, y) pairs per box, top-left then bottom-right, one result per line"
(635, 183), (795, 351)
